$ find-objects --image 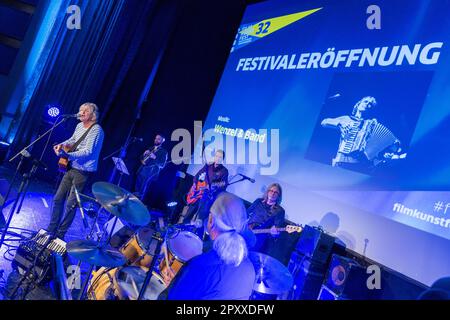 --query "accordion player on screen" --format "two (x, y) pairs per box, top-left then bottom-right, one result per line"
(321, 96), (406, 172)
